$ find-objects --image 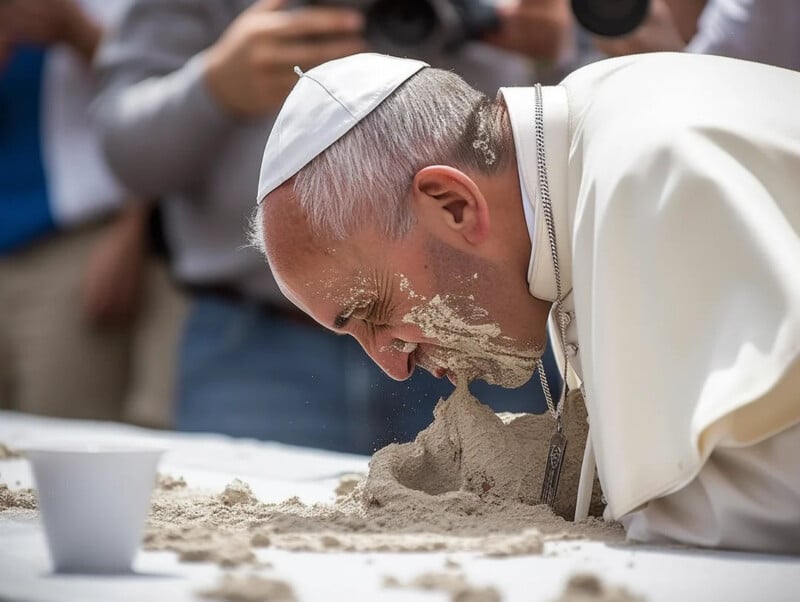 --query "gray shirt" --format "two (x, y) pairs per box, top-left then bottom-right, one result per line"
(686, 0), (800, 71)
(94, 0), (534, 303)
